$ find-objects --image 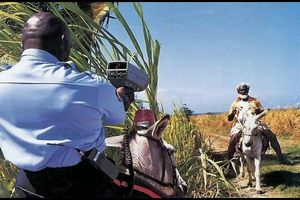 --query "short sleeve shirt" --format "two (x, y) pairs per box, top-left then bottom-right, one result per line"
(0, 49), (126, 171)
